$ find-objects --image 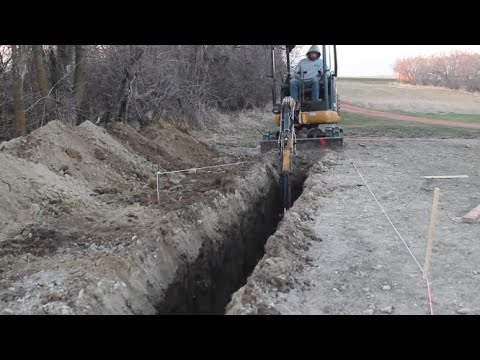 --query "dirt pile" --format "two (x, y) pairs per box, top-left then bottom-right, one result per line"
(0, 119), (268, 314)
